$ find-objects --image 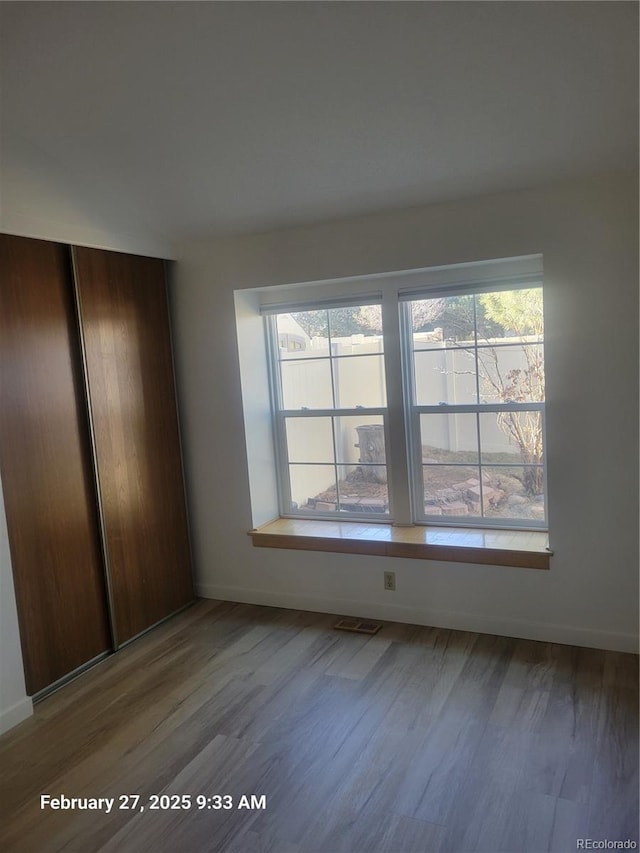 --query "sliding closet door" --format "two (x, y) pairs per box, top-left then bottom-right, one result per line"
(0, 235), (111, 694)
(72, 248), (193, 645)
